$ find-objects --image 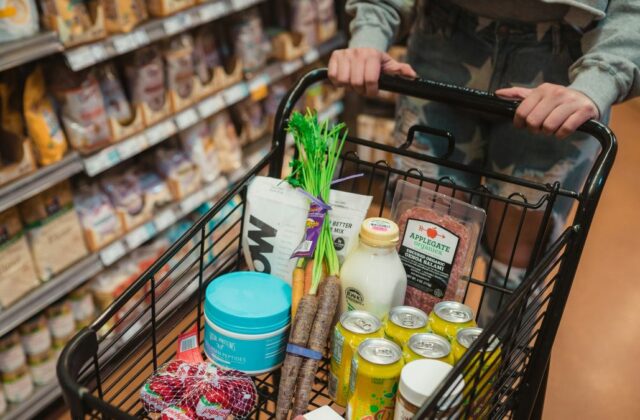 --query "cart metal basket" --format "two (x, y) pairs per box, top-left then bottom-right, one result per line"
(57, 68), (616, 419)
